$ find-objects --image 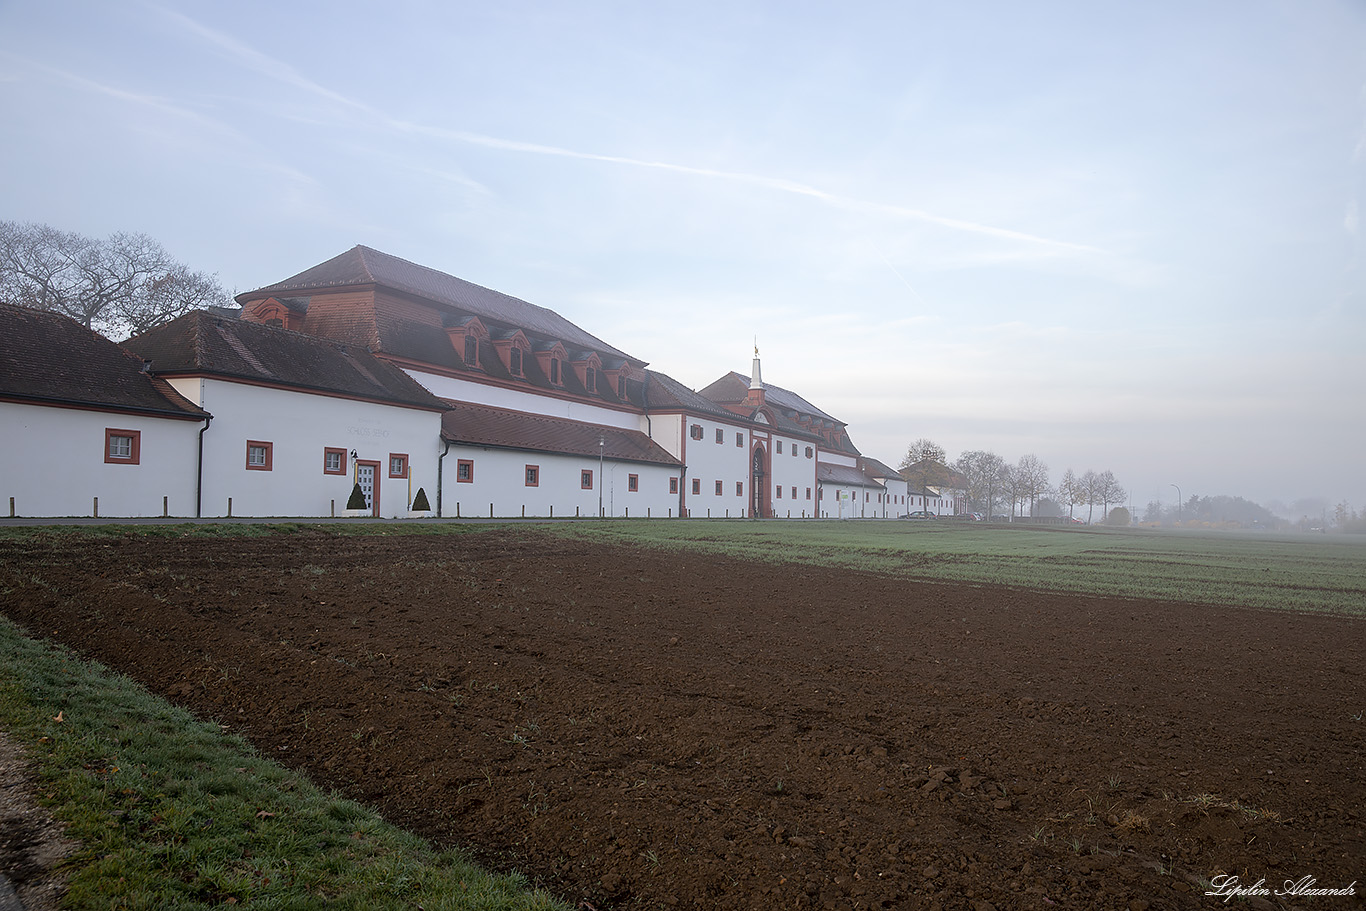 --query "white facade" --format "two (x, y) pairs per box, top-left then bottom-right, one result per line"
(1, 401), (203, 518)
(672, 414), (755, 518)
(167, 378), (443, 518)
(441, 445), (678, 518)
